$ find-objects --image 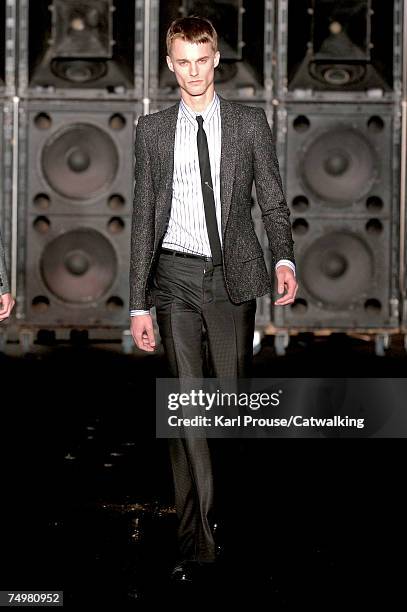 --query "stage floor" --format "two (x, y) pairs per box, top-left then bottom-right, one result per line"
(0, 334), (405, 607)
